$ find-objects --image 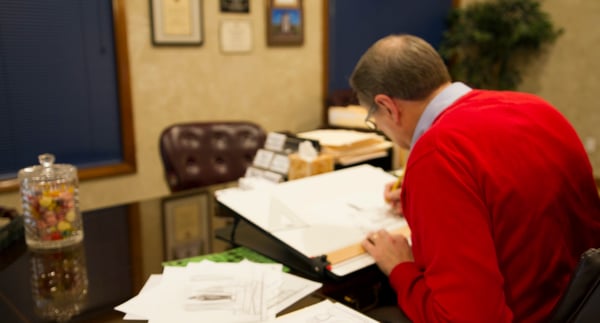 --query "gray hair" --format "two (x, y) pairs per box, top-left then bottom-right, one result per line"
(350, 34), (451, 107)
